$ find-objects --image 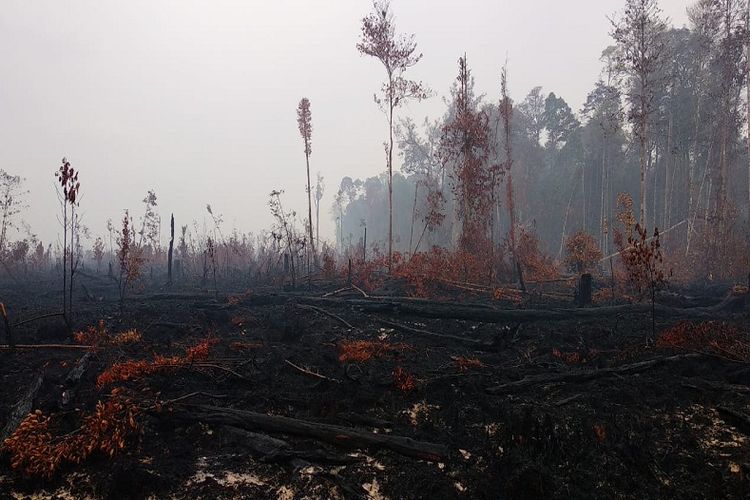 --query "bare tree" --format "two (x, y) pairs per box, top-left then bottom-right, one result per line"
(357, 0), (428, 270)
(269, 190), (304, 288)
(611, 0), (667, 228)
(314, 172), (325, 248)
(713, 0), (747, 235)
(0, 170), (28, 257)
